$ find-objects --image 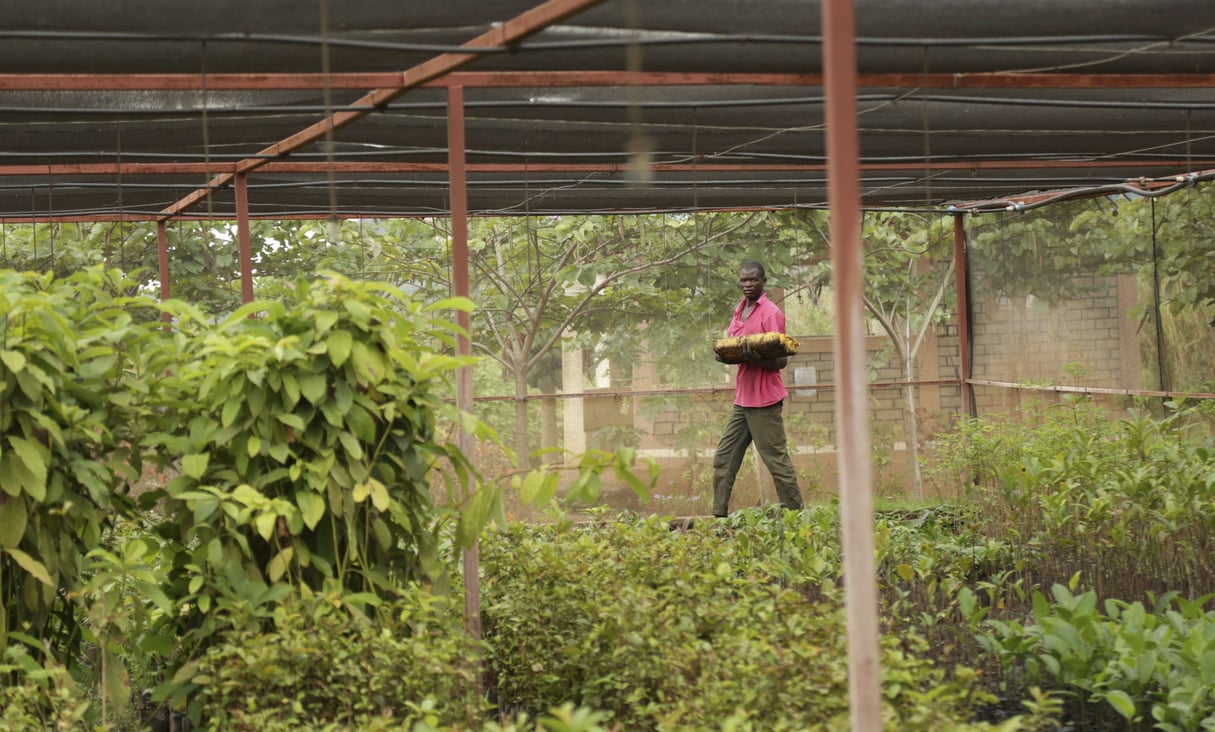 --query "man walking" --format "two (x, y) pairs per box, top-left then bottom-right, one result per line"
(711, 260), (804, 517)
